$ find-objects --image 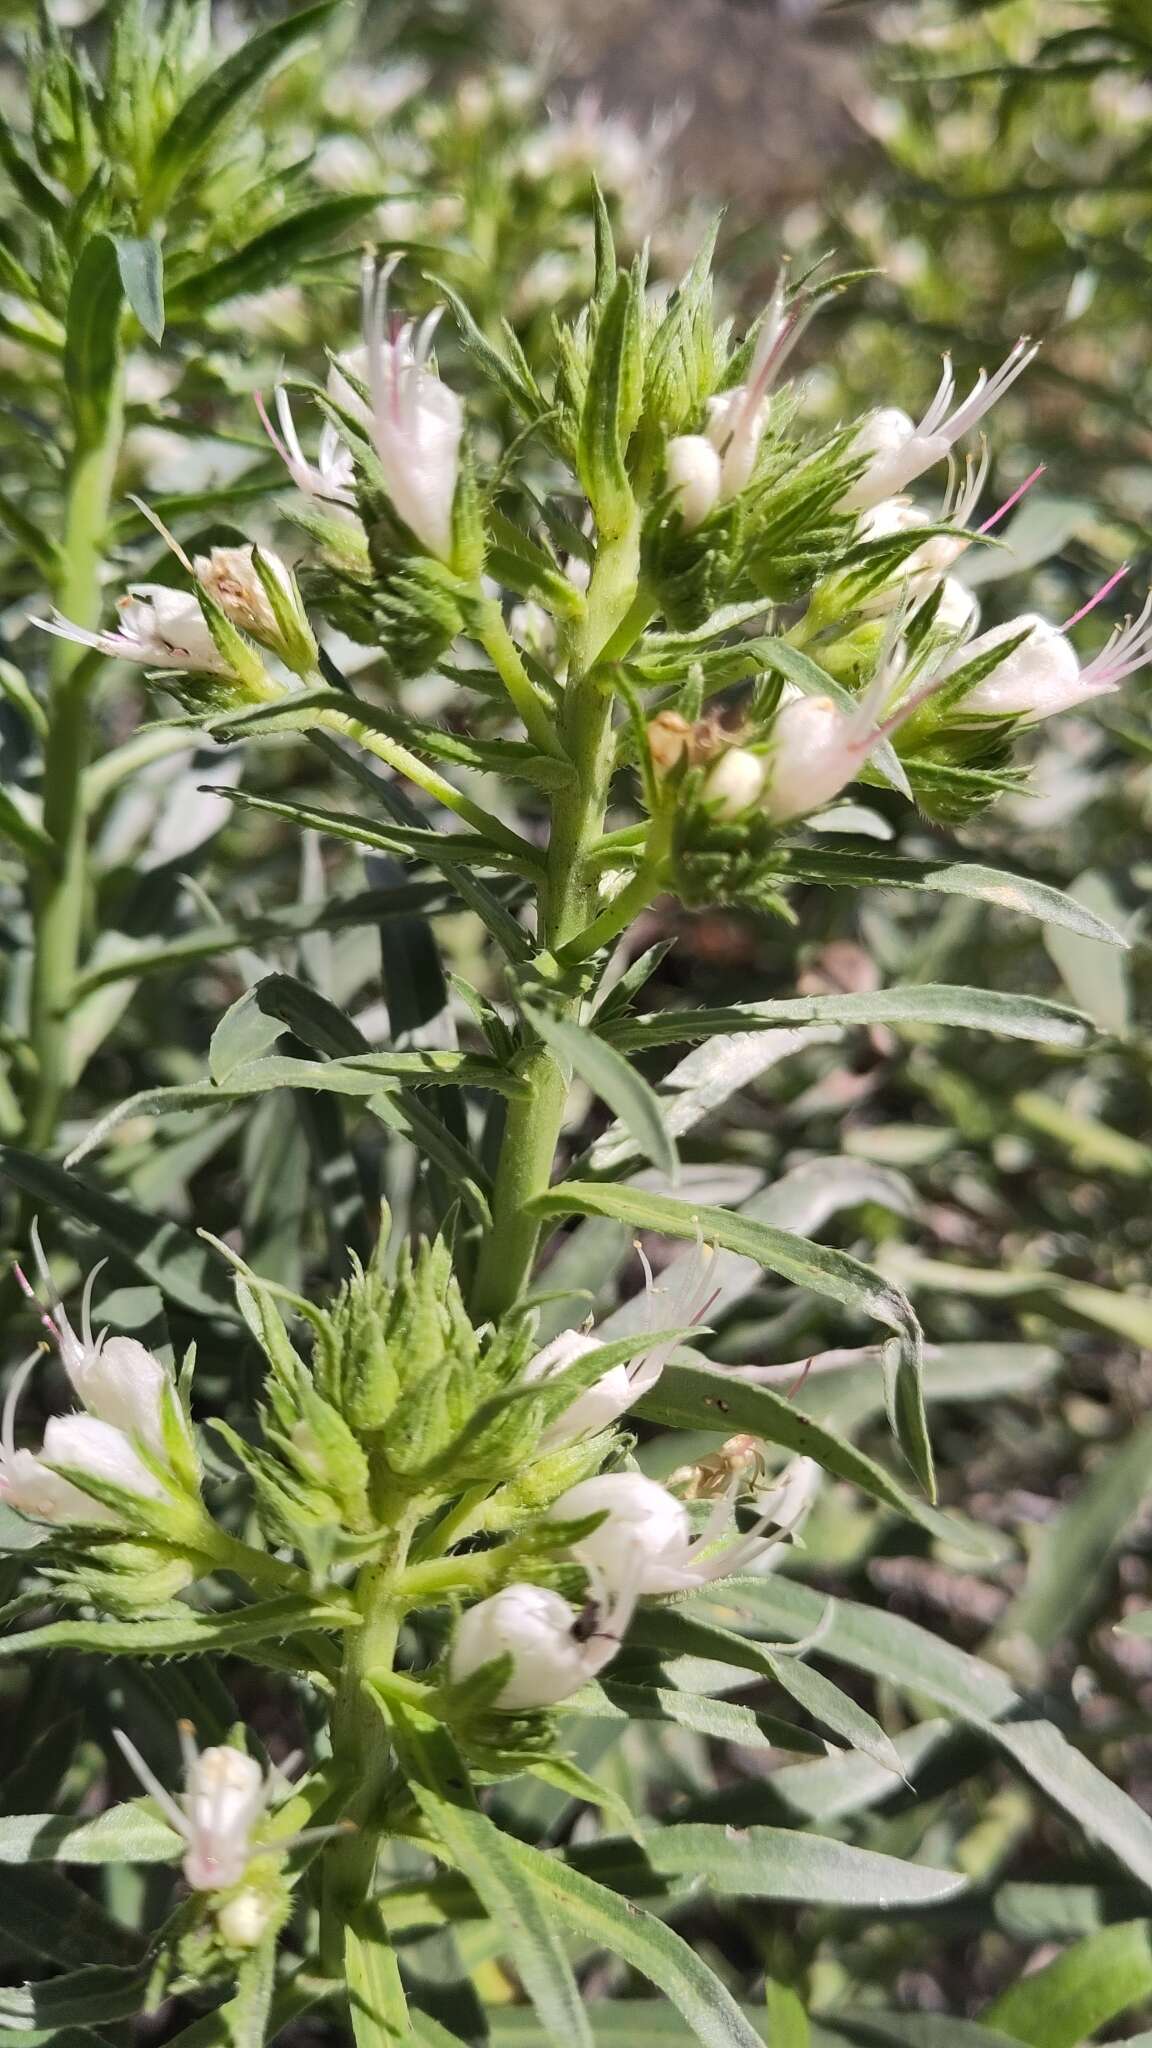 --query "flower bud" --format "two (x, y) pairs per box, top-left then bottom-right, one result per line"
(448, 1581), (628, 1709)
(550, 1472), (691, 1596)
(647, 709), (693, 779)
(703, 746), (767, 819)
(216, 1888), (276, 1950)
(760, 696), (861, 822)
(664, 434), (722, 530)
(64, 1336), (174, 1461)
